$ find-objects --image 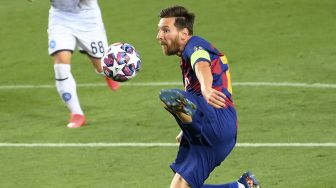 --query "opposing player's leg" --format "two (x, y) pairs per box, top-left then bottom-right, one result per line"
(52, 51), (86, 128)
(76, 26), (120, 91)
(89, 56), (120, 90)
(48, 23), (86, 128)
